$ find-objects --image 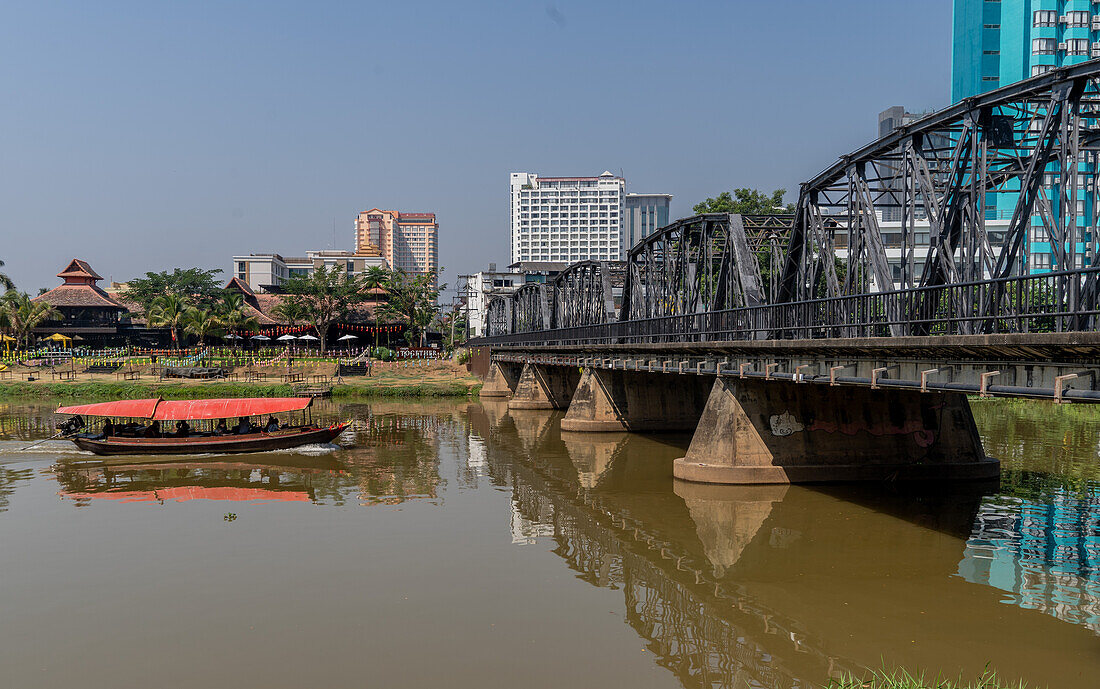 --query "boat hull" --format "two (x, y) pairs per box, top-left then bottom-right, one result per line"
(71, 424), (348, 456)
